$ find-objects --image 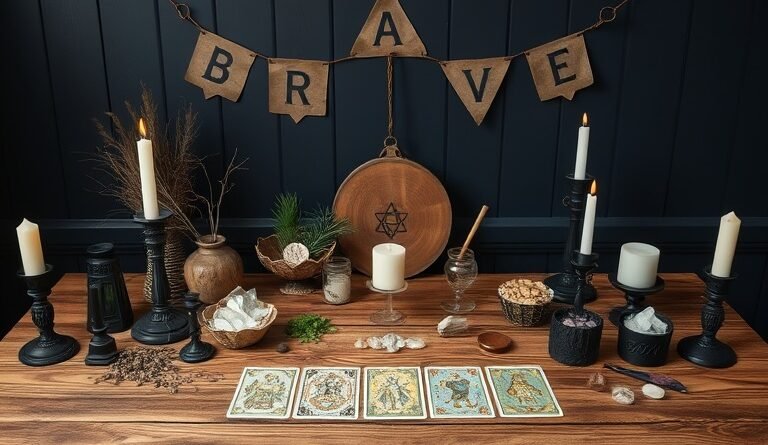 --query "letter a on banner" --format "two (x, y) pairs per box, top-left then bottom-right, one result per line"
(350, 0), (426, 57)
(184, 32), (255, 102)
(526, 33), (593, 101)
(442, 58), (511, 125)
(268, 59), (329, 123)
